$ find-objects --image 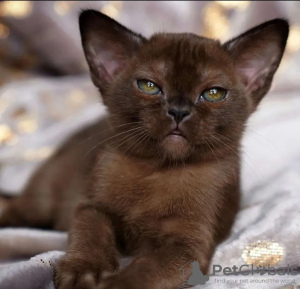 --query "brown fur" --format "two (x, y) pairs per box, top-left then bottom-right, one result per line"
(0, 10), (288, 289)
